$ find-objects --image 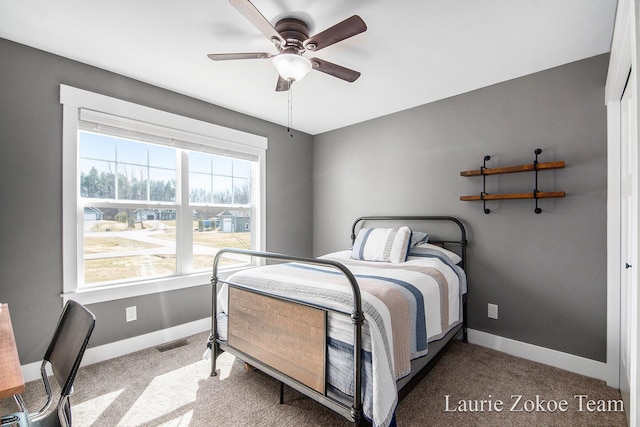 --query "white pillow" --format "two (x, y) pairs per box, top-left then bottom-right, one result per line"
(411, 242), (462, 265)
(351, 226), (412, 263)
